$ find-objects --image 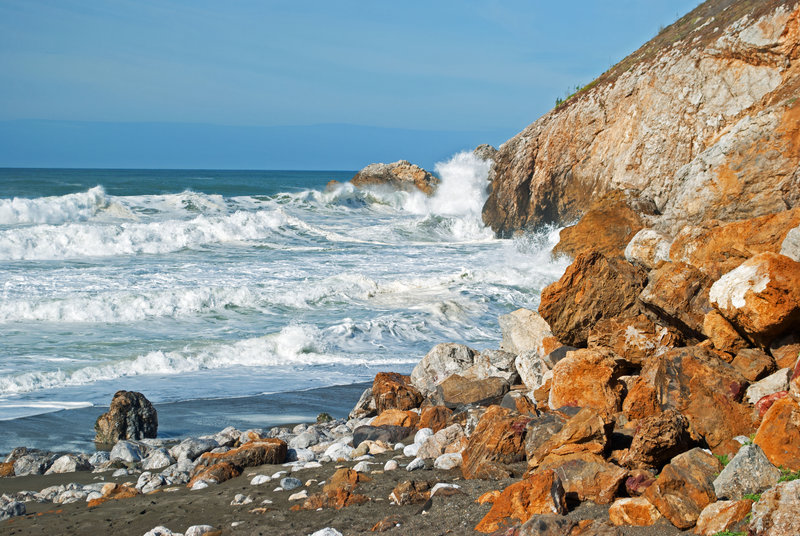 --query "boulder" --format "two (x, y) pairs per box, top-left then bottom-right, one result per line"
(418, 406), (452, 433)
(169, 437), (219, 461)
(527, 408), (611, 471)
(499, 309), (554, 355)
(713, 444), (780, 500)
(371, 409), (420, 429)
(473, 144), (498, 161)
(731, 348), (776, 382)
(187, 462), (240, 488)
(548, 348), (625, 413)
(410, 343), (476, 396)
(644, 448), (722, 530)
(638, 261), (713, 337)
(524, 412), (567, 461)
(94, 390), (158, 444)
(461, 405), (529, 480)
(514, 351), (552, 392)
(474, 470), (567, 533)
(350, 160), (439, 195)
(372, 372), (423, 413)
(703, 310), (750, 354)
(753, 395), (800, 470)
(434, 452), (463, 470)
(43, 454), (92, 475)
(624, 228), (672, 271)
(110, 440), (144, 463)
(0, 462), (13, 477)
(388, 480), (432, 505)
(587, 314), (682, 366)
(431, 374), (509, 408)
(194, 439), (287, 471)
(0, 500), (25, 521)
(538, 452), (626, 504)
(745, 368), (791, 404)
(608, 497), (662, 526)
(621, 346), (752, 450)
(669, 208), (800, 281)
(500, 391), (538, 416)
(417, 424), (466, 460)
(292, 468), (370, 511)
(539, 250), (648, 347)
(770, 332), (800, 369)
(463, 350), (519, 383)
(709, 252), (800, 346)
(749, 480), (800, 536)
(694, 500), (754, 536)
(87, 483), (140, 507)
(621, 409), (691, 470)
(349, 387), (377, 419)
(552, 190), (651, 259)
